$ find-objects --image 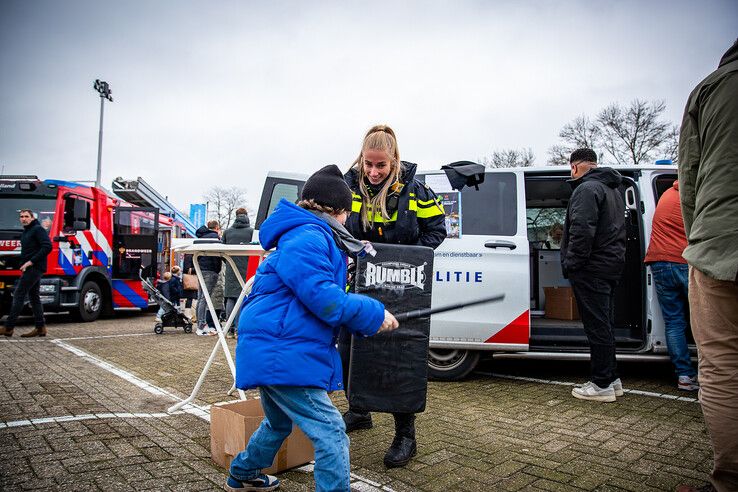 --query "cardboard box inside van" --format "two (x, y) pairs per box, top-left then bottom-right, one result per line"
(210, 399), (314, 473)
(543, 286), (580, 320)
